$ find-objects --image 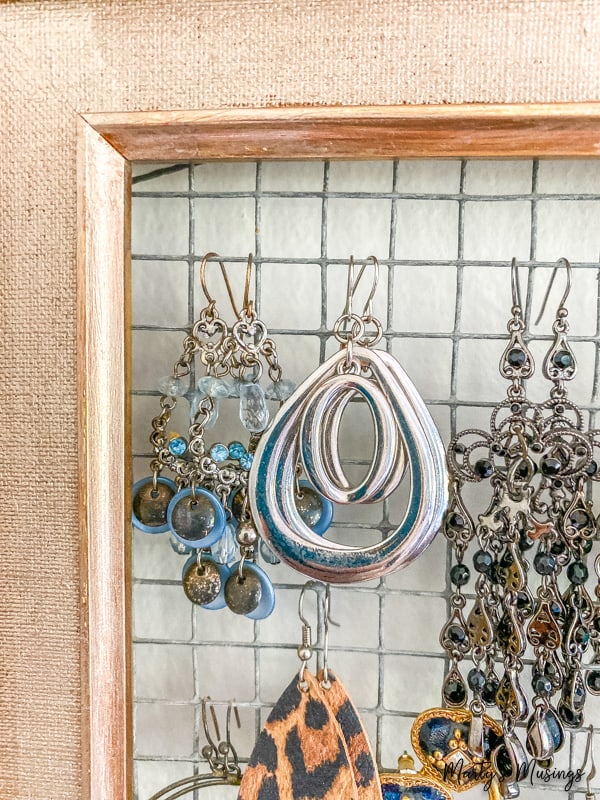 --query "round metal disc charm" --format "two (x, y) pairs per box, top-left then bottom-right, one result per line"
(224, 568), (262, 615)
(242, 562), (276, 620)
(167, 487), (226, 547)
(132, 477), (177, 533)
(182, 558), (223, 605)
